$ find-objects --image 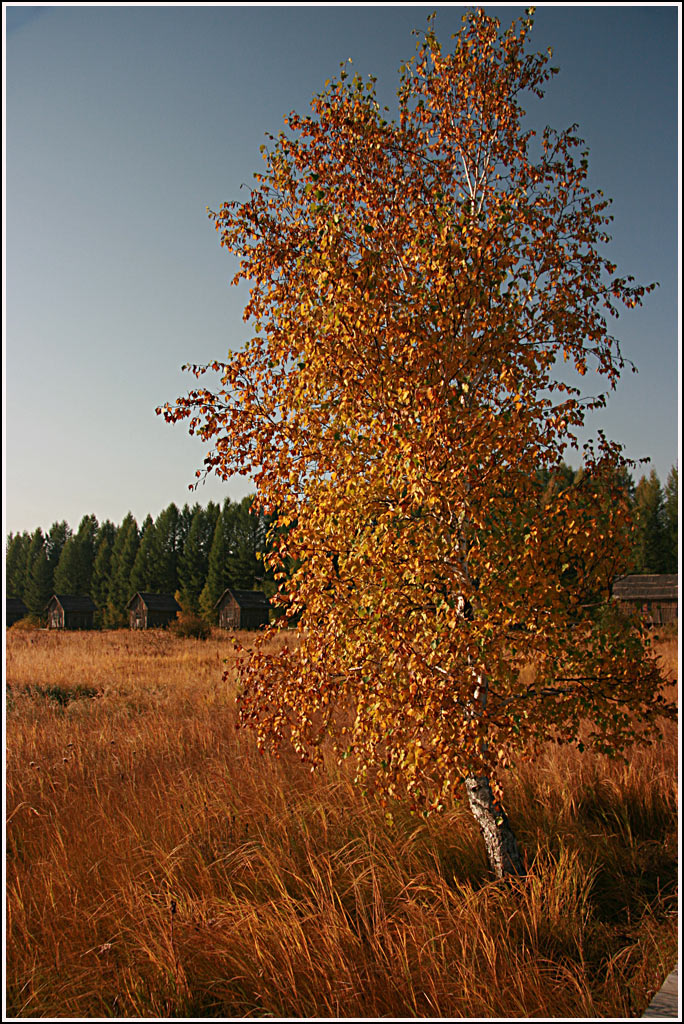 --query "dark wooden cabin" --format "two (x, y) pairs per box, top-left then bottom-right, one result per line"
(45, 594), (96, 630)
(6, 597), (28, 626)
(215, 589), (270, 630)
(611, 574), (678, 626)
(126, 592), (180, 630)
